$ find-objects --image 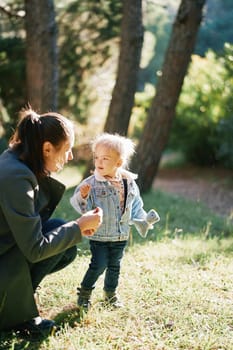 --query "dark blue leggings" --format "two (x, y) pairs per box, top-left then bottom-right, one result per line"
(81, 240), (127, 292)
(30, 218), (77, 290)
